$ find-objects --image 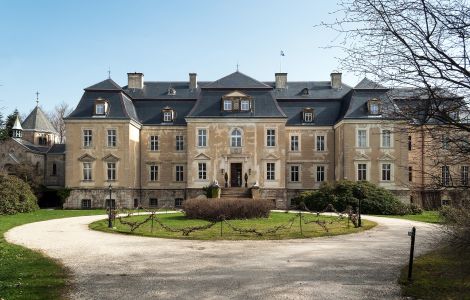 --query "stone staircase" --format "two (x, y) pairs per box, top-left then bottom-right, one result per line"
(220, 188), (252, 199)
